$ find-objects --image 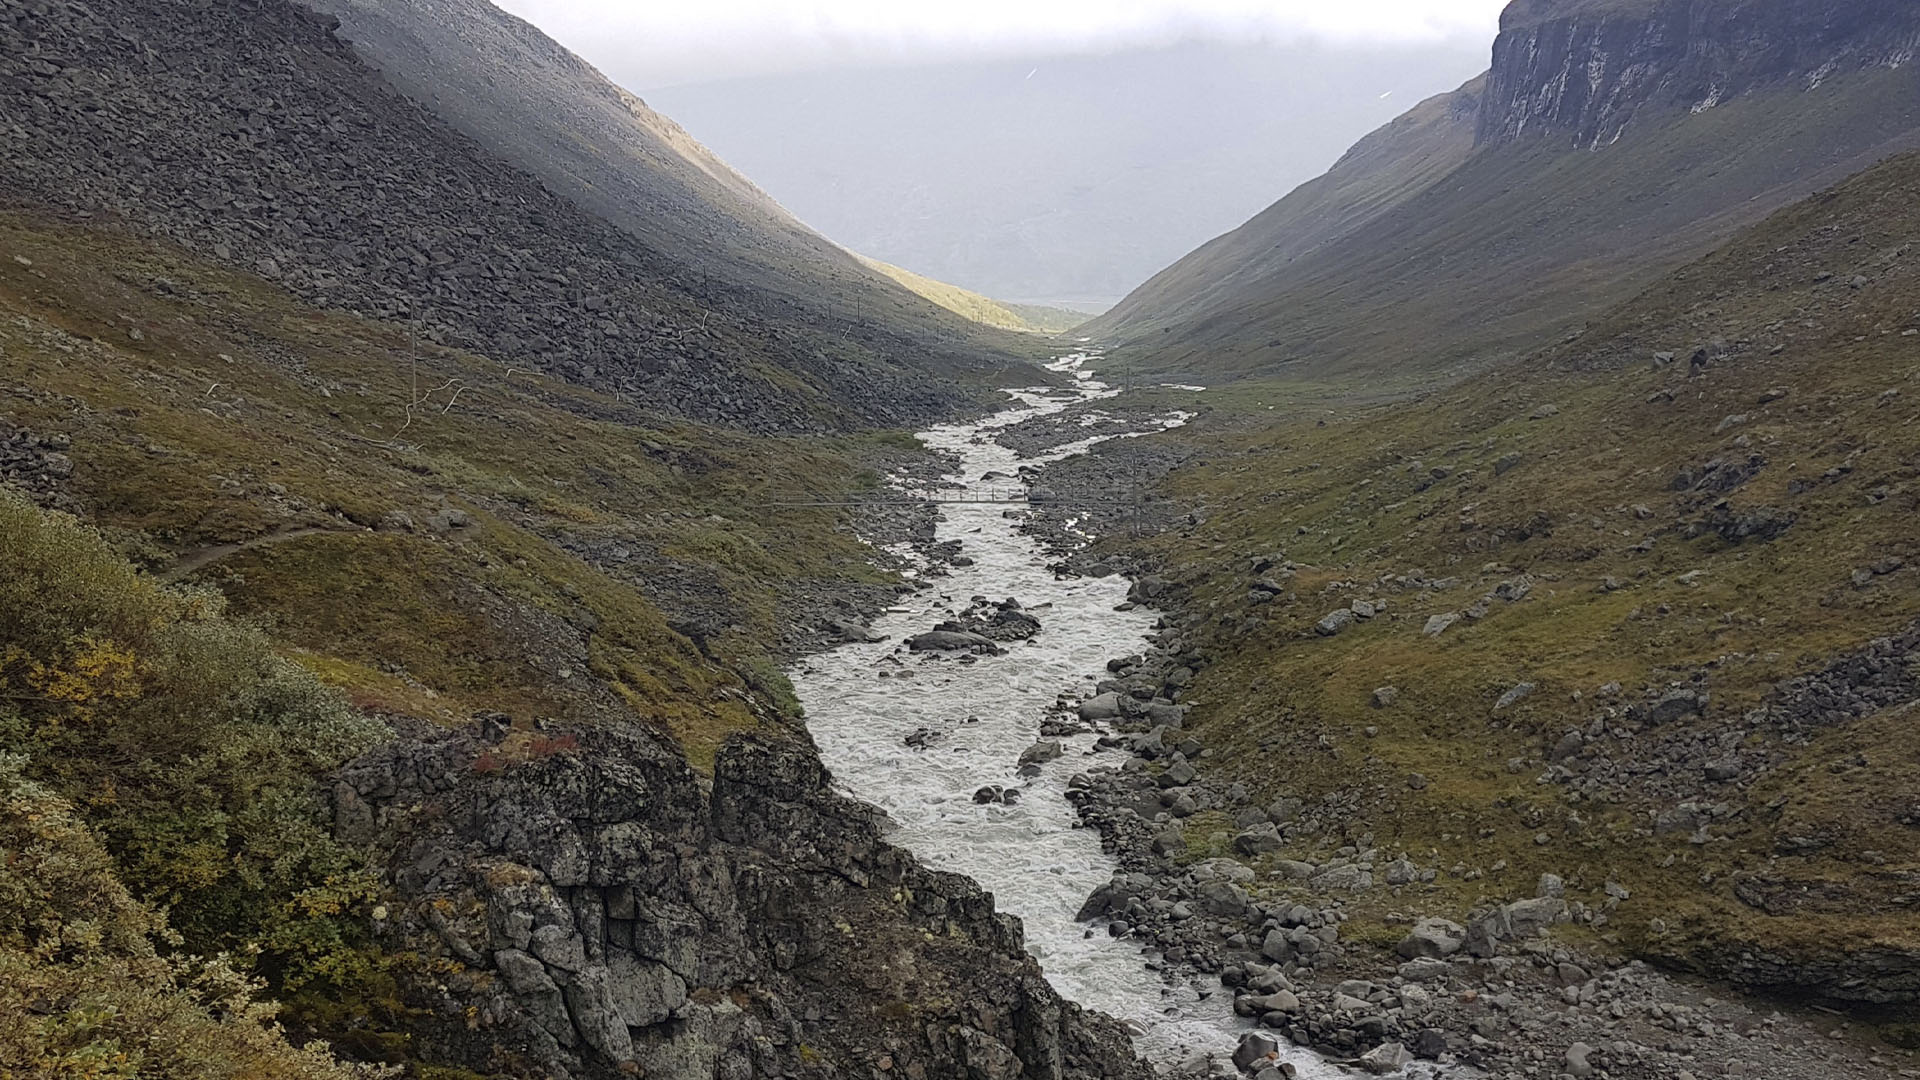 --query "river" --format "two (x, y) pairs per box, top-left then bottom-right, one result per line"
(789, 354), (1342, 1076)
